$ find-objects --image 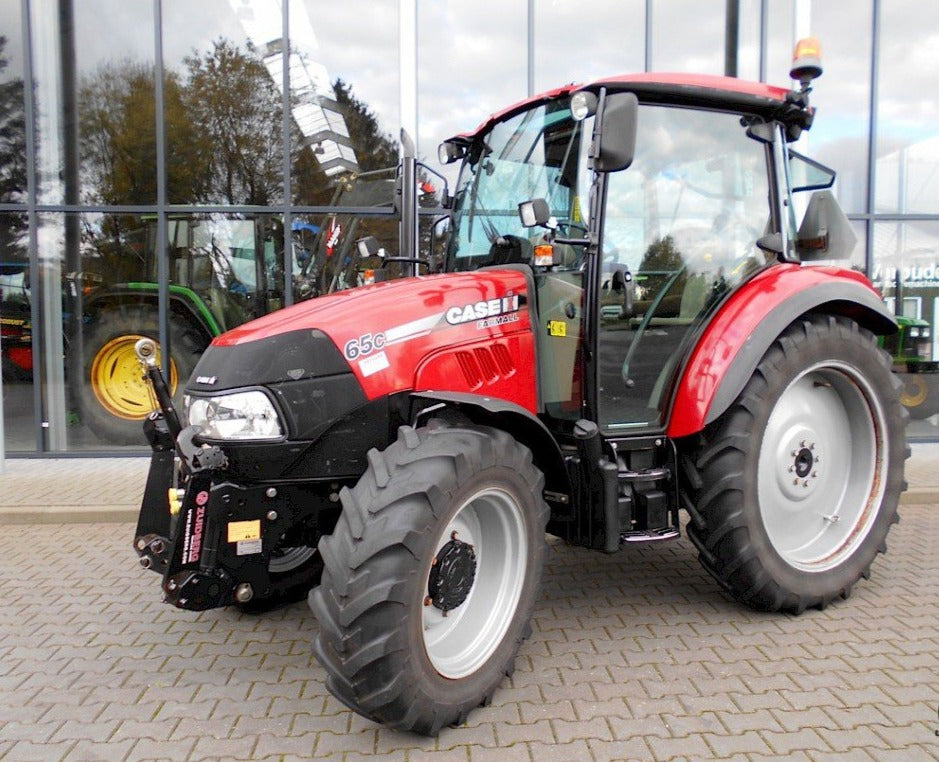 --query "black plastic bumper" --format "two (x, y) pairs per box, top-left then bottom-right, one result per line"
(132, 414), (326, 611)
